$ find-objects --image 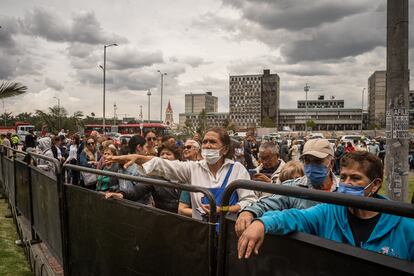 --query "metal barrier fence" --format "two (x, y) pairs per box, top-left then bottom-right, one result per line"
(63, 164), (218, 276)
(217, 180), (414, 276)
(1, 144), (414, 275)
(0, 145), (219, 276)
